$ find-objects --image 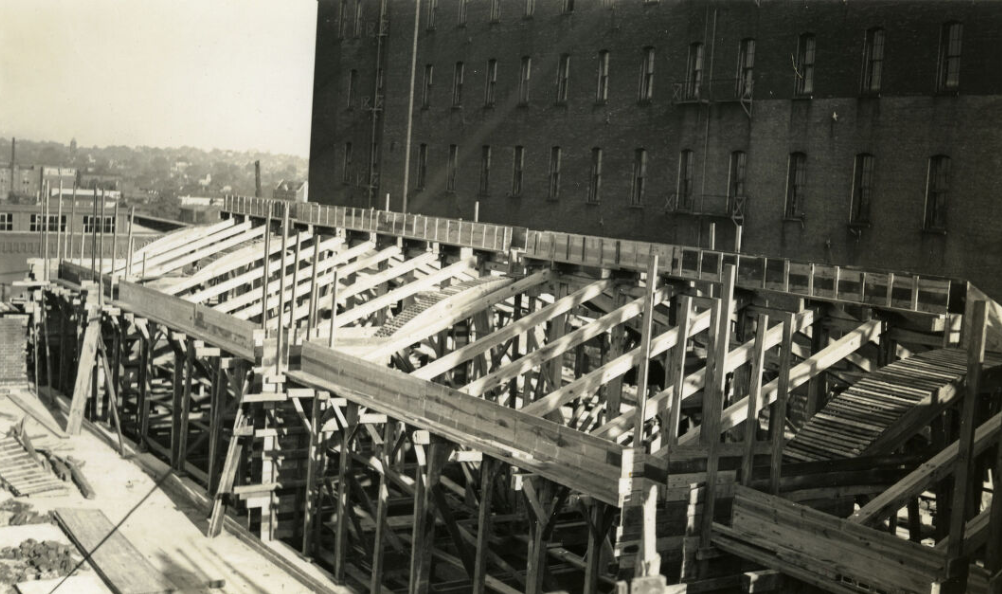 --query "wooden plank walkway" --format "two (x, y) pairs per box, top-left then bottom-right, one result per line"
(54, 509), (176, 594)
(0, 436), (69, 497)
(786, 348), (1002, 462)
